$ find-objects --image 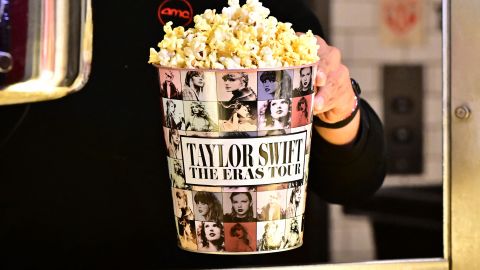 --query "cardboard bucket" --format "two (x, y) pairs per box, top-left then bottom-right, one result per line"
(158, 63), (317, 254)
